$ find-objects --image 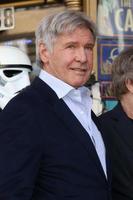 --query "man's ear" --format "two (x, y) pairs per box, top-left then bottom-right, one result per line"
(39, 43), (49, 64)
(125, 79), (133, 93)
